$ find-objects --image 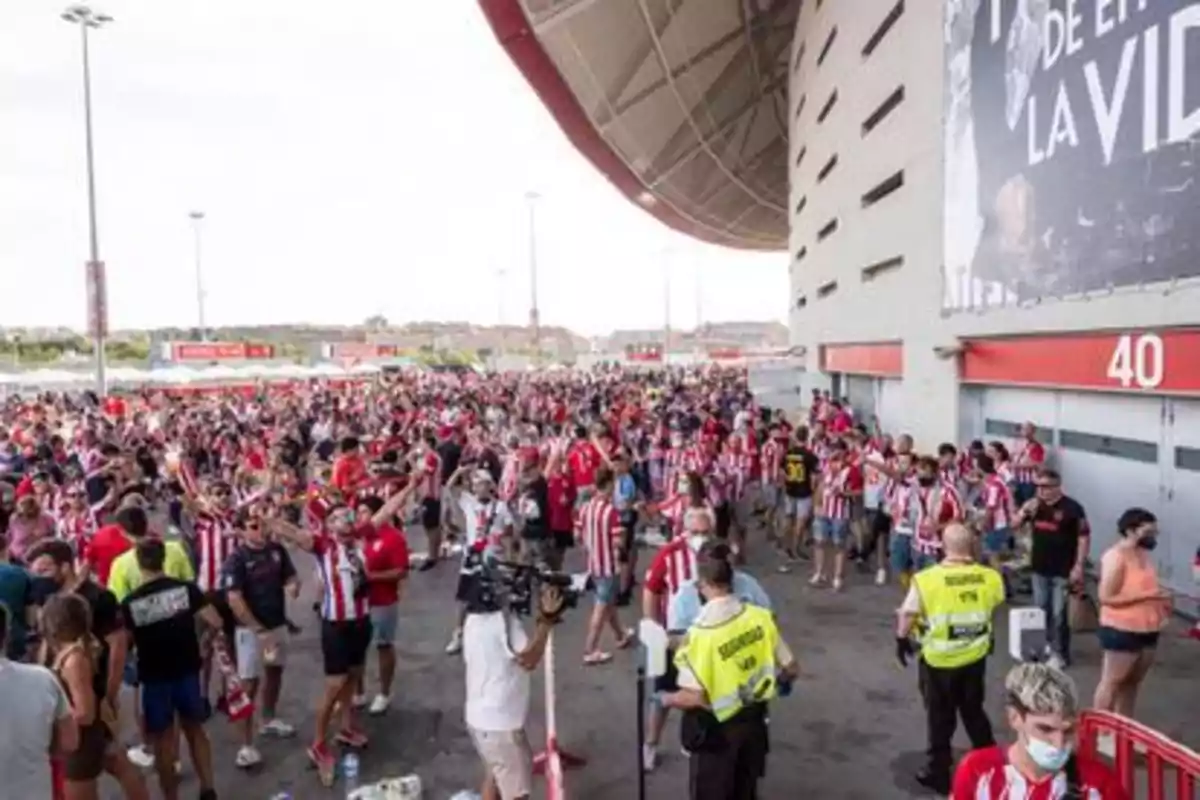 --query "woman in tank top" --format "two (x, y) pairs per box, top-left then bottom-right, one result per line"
(1092, 507), (1171, 719)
